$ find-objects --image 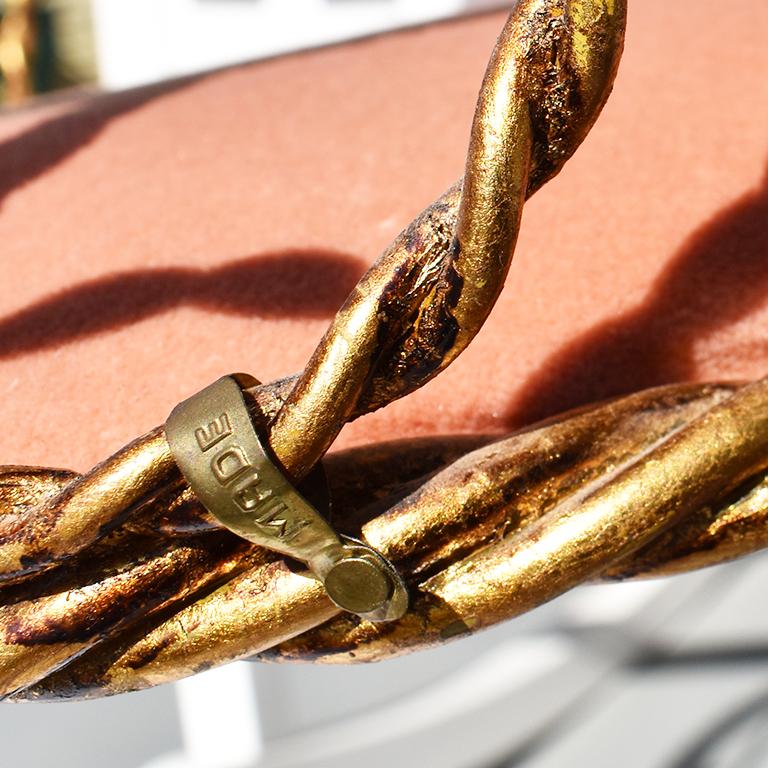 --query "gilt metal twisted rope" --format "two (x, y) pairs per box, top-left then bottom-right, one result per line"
(3, 0), (768, 702)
